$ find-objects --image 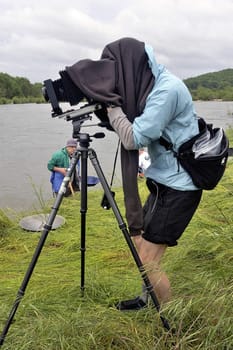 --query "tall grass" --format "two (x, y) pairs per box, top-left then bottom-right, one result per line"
(0, 154), (233, 349)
